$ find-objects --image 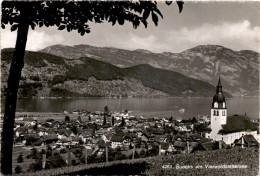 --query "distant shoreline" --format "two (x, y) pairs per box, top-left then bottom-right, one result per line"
(2, 95), (259, 100)
(0, 110), (184, 123)
(5, 96), (206, 99)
